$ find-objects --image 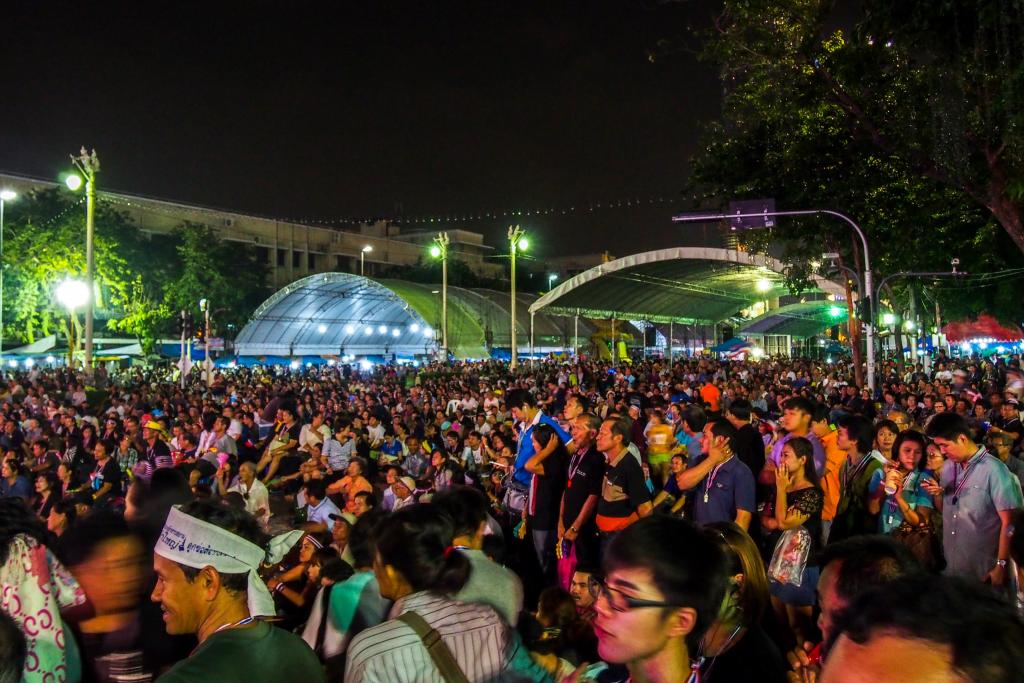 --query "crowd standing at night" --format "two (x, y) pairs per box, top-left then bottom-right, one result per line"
(1, 352), (1024, 682)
